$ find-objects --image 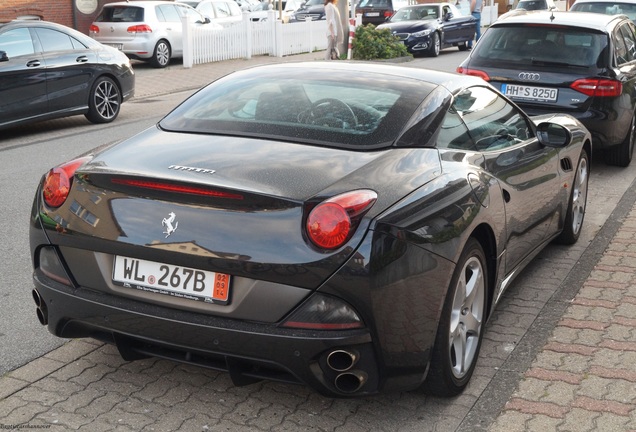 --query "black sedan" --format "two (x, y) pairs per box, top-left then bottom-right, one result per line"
(30, 62), (591, 397)
(457, 11), (636, 167)
(377, 3), (475, 56)
(0, 20), (134, 131)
